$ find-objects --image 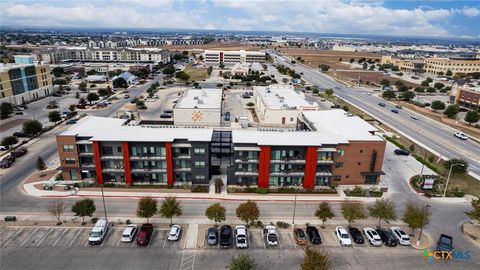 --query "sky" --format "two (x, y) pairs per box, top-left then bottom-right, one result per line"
(1, 0), (479, 39)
